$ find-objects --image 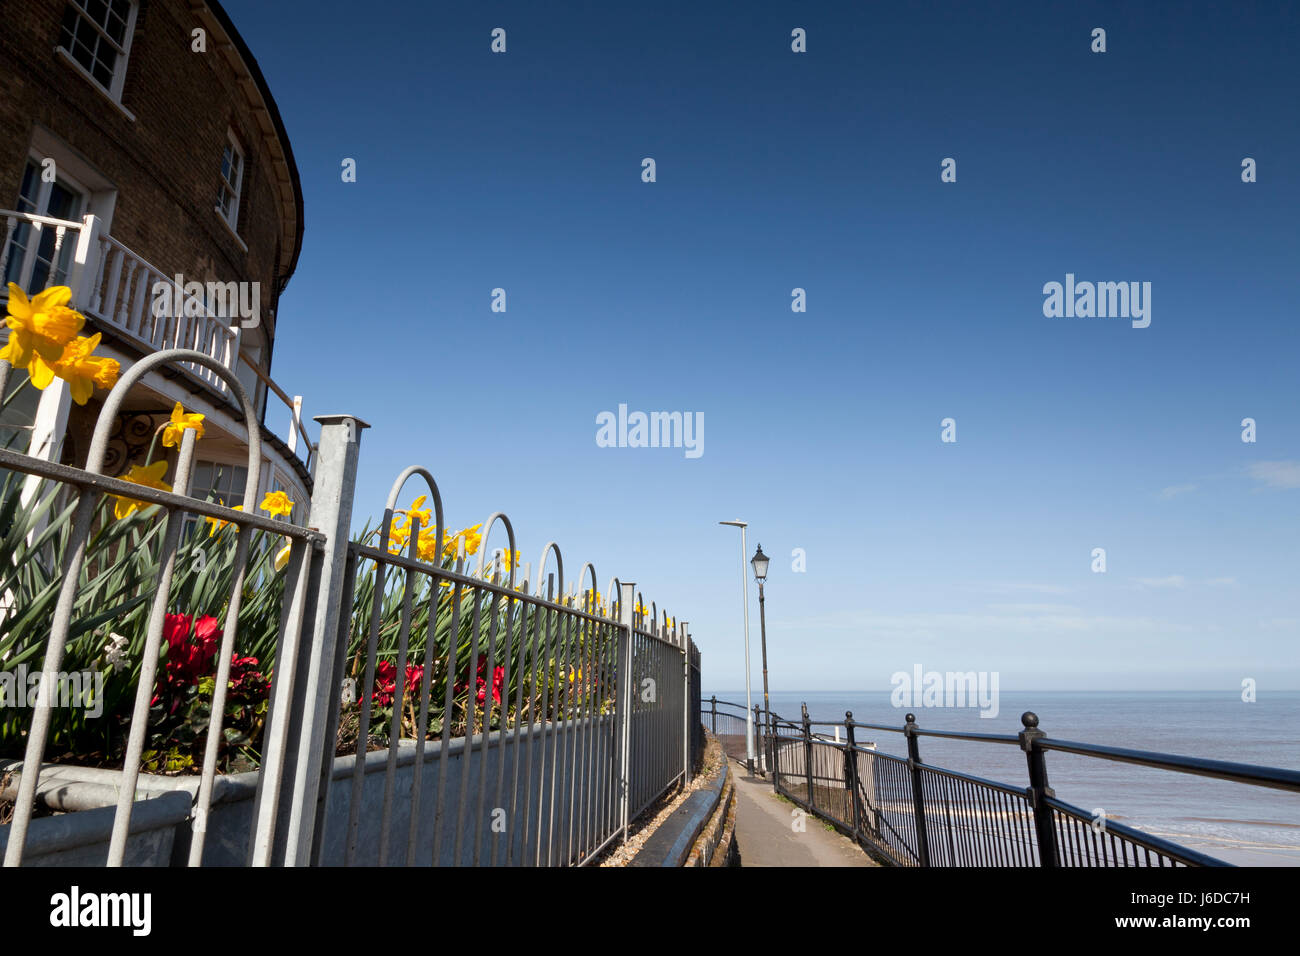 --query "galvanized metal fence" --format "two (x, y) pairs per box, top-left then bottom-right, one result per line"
(702, 698), (1300, 868)
(0, 349), (702, 866)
